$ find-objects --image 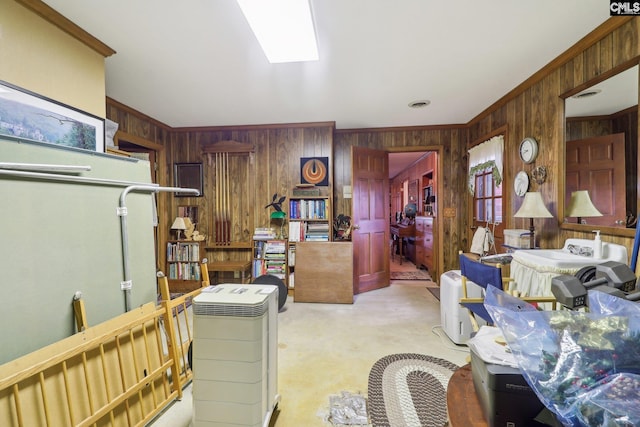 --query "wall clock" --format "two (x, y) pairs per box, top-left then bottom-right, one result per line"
(519, 137), (539, 164)
(514, 170), (529, 197)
